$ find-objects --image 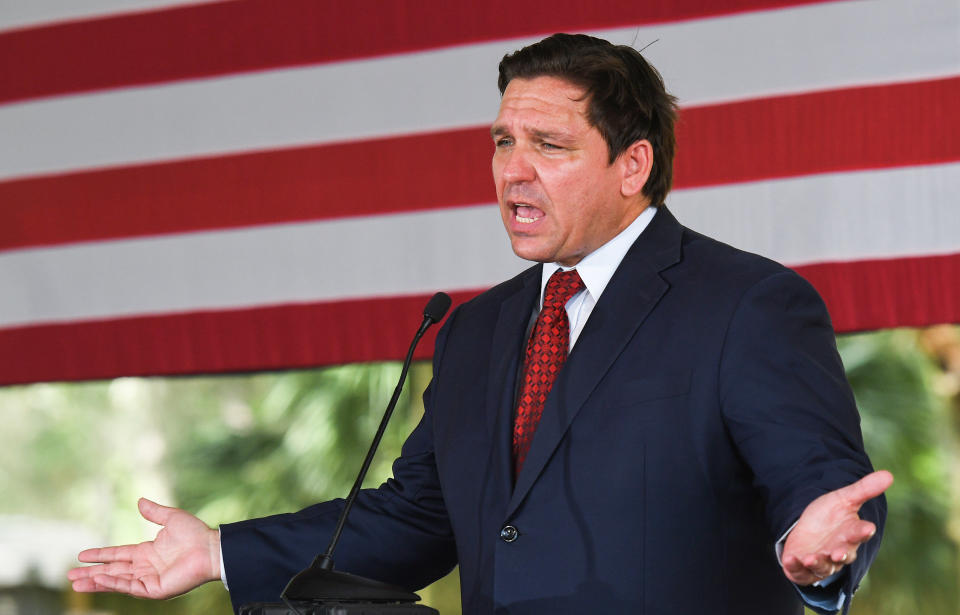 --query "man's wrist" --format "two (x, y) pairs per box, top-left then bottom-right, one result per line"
(208, 527), (223, 584)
